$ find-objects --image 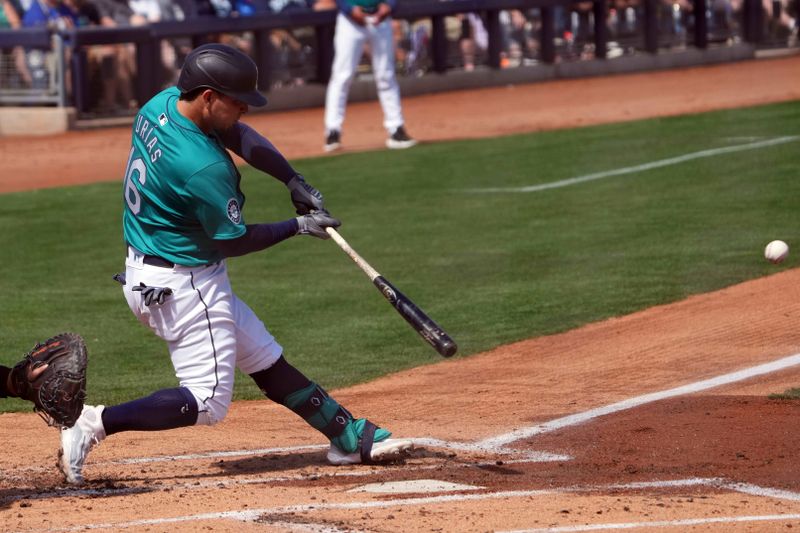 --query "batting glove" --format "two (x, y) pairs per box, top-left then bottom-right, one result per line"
(287, 174), (324, 215)
(132, 282), (173, 306)
(296, 210), (341, 240)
